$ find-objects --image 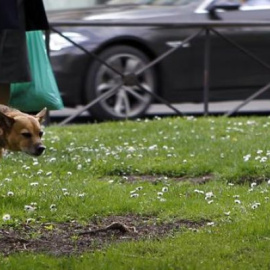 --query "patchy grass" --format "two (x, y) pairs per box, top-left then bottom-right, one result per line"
(1, 116), (270, 269)
(0, 215), (208, 256)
